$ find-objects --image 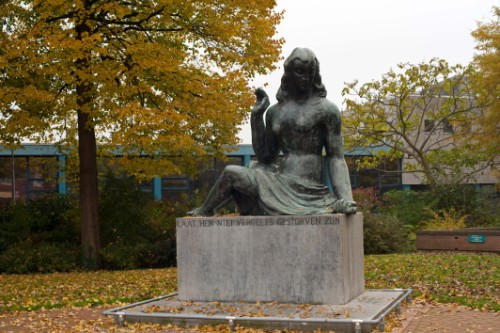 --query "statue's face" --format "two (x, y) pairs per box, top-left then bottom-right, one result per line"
(290, 58), (315, 93)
